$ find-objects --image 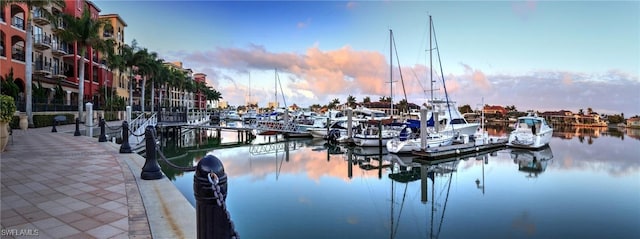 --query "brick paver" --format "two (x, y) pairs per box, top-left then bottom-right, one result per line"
(1, 124), (151, 238)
